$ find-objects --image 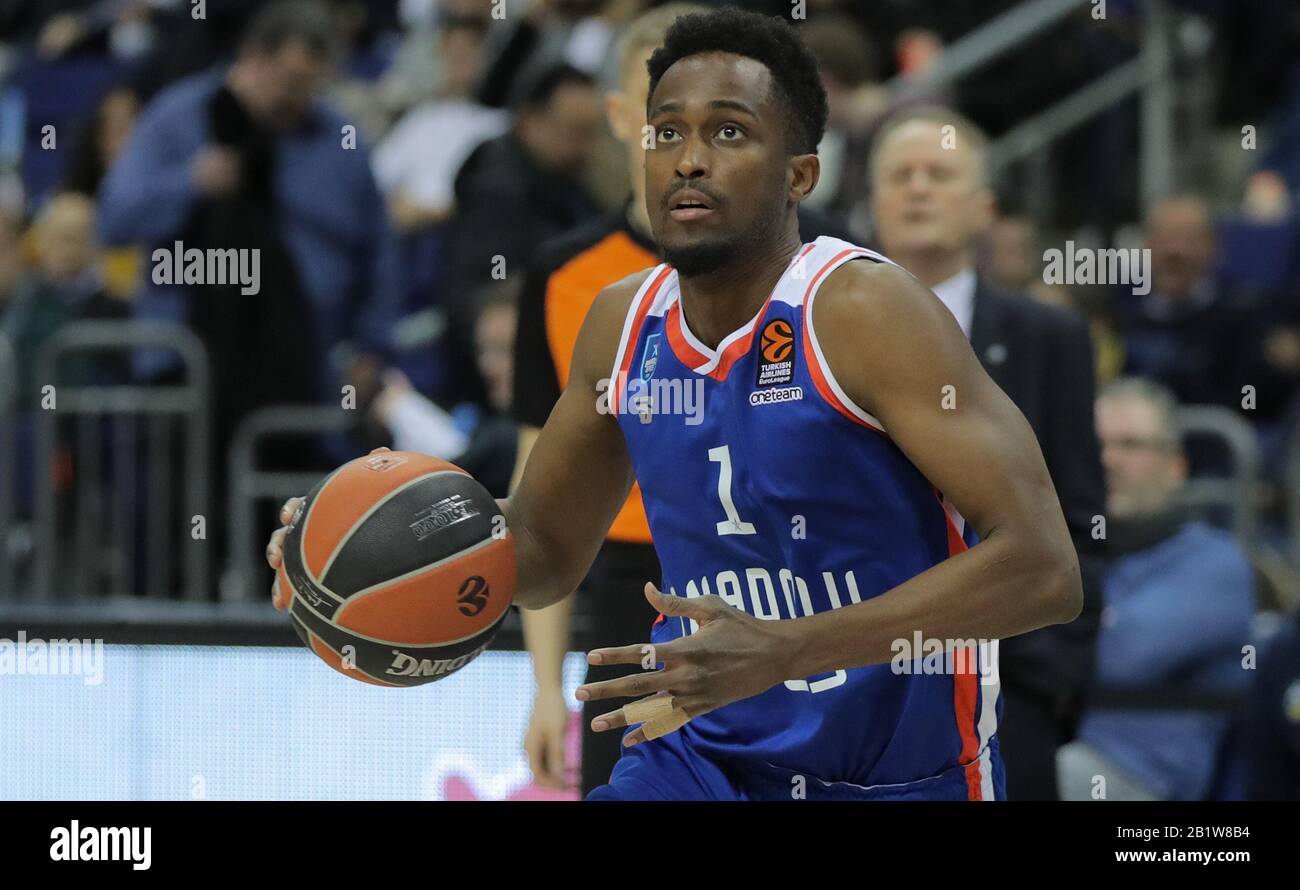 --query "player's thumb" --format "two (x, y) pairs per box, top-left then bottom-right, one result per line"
(644, 582), (716, 620)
